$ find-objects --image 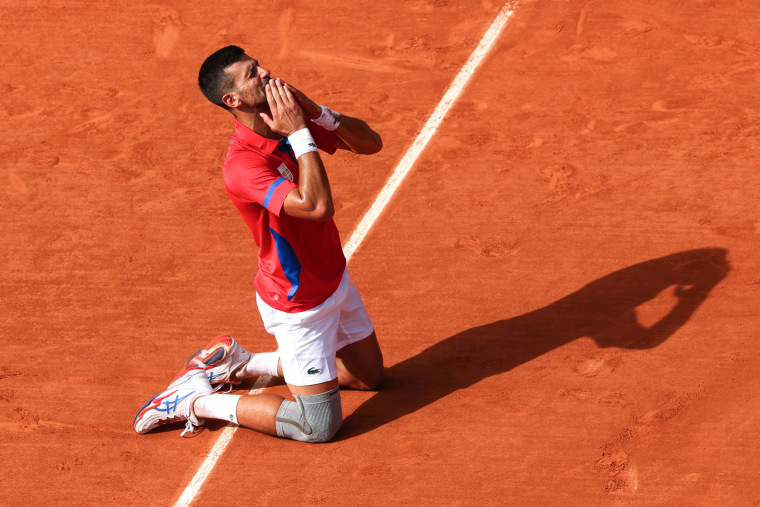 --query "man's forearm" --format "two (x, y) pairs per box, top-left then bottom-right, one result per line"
(282, 151), (334, 221)
(283, 83), (382, 155)
(298, 152), (333, 215)
(332, 114), (383, 155)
